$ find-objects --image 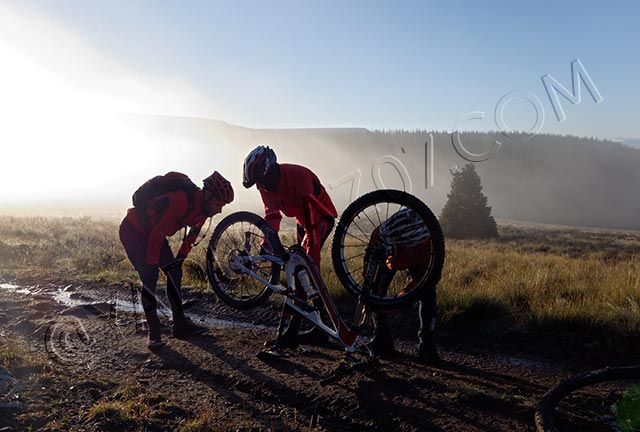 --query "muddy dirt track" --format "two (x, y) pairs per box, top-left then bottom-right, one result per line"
(0, 283), (635, 431)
